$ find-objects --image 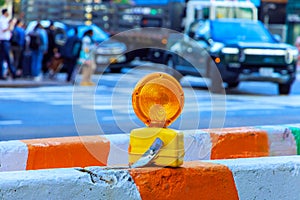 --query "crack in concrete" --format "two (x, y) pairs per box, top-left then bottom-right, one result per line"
(76, 168), (114, 184)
